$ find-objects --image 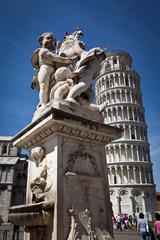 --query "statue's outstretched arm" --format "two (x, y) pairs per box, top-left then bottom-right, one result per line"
(46, 51), (77, 65)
